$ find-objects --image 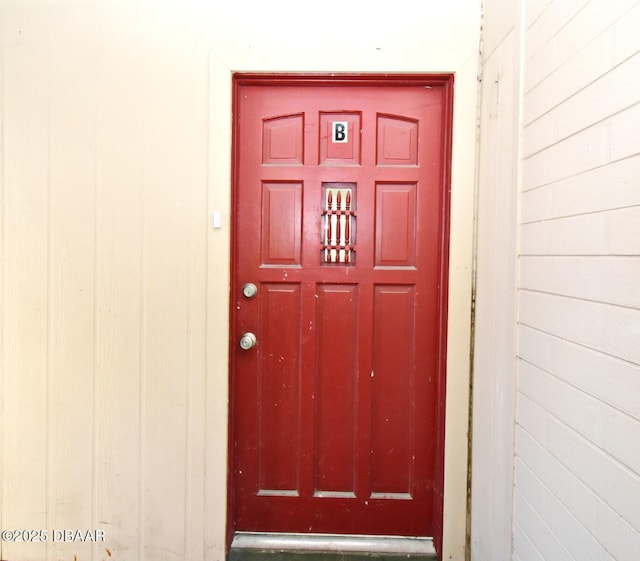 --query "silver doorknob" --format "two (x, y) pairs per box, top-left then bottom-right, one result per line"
(242, 283), (258, 299)
(239, 332), (257, 350)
